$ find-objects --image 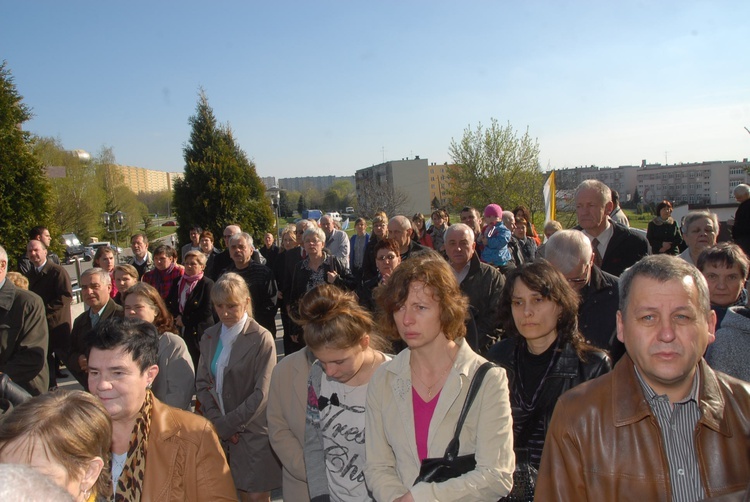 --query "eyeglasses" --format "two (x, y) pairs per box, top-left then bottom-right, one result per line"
(377, 253), (398, 262)
(566, 263), (590, 285)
